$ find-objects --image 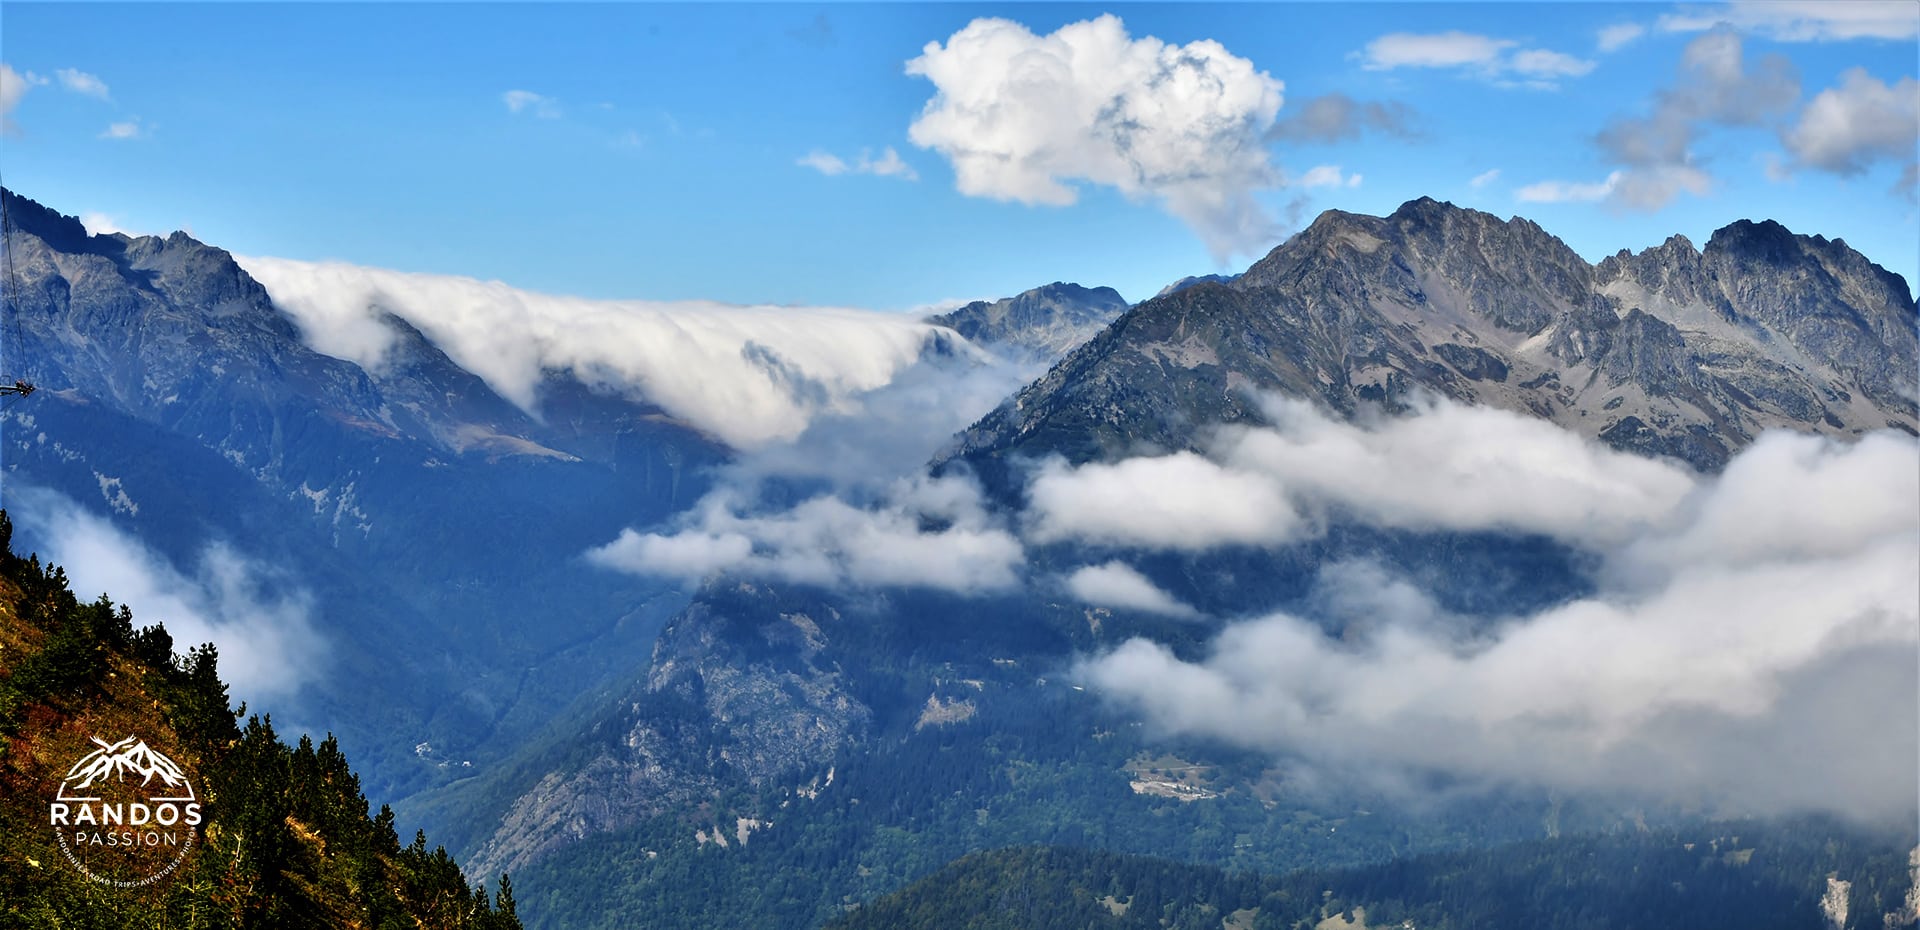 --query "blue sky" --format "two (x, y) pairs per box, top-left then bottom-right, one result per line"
(3, 2), (1916, 309)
